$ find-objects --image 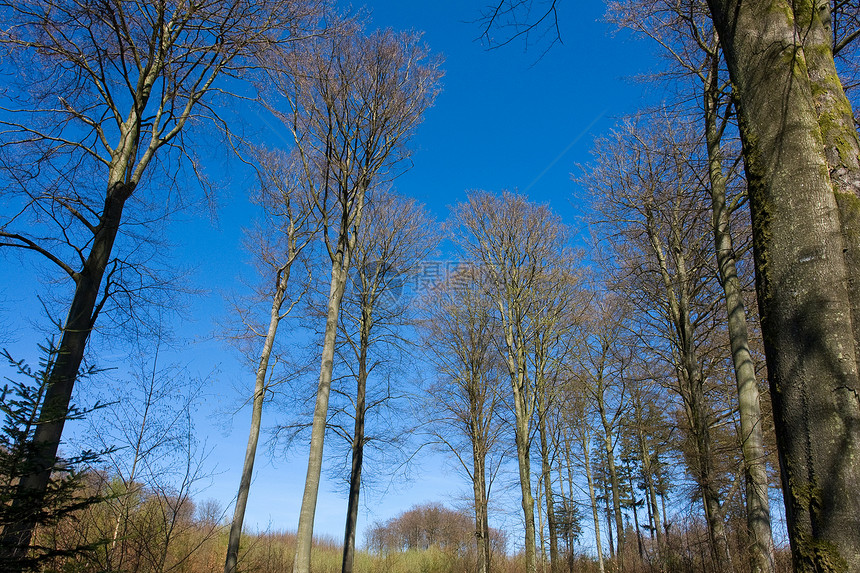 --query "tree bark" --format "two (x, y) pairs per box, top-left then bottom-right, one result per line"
(512, 383), (538, 573)
(707, 1), (860, 570)
(293, 247), (351, 573)
(703, 46), (776, 573)
(471, 432), (491, 573)
(795, 0), (860, 377)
